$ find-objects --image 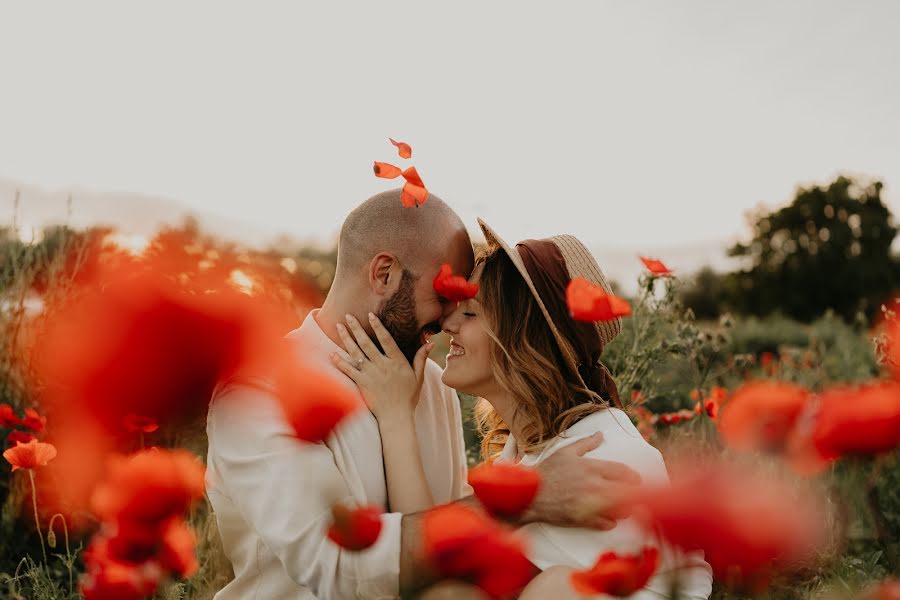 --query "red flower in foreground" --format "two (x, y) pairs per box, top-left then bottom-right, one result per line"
(639, 256), (672, 276)
(566, 277), (631, 322)
(20, 408), (47, 433)
(6, 430), (36, 446)
(433, 264), (479, 302)
(158, 519), (200, 577)
(718, 381), (811, 453)
(123, 414), (160, 434)
(811, 381), (900, 459)
(275, 361), (362, 443)
(570, 547), (659, 597)
(80, 551), (161, 600)
(422, 504), (535, 598)
(90, 449), (206, 533)
(3, 439), (57, 471)
(0, 403), (20, 427)
(327, 504), (383, 551)
(468, 463), (541, 518)
(626, 461), (824, 589)
(373, 161), (402, 179)
(389, 137), (412, 159)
